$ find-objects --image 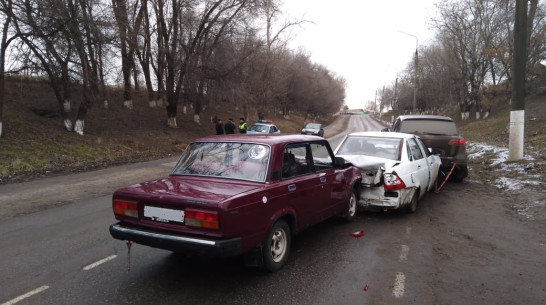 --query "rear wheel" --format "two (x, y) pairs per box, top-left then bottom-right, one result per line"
(263, 220), (291, 272)
(406, 191), (419, 213)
